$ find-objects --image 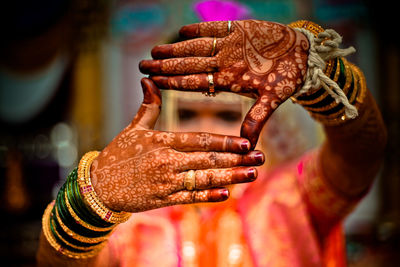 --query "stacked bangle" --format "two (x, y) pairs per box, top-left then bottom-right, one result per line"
(42, 201), (106, 259)
(288, 20), (366, 126)
(77, 151), (131, 224)
(42, 151), (132, 259)
(295, 57), (366, 126)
